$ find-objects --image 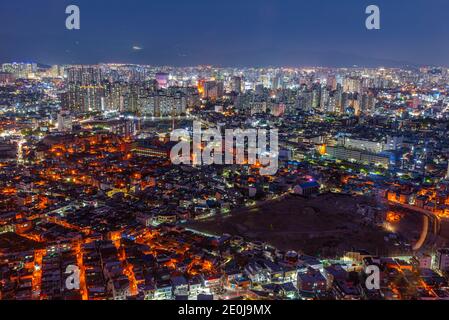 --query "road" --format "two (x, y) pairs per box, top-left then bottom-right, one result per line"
(388, 201), (441, 251)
